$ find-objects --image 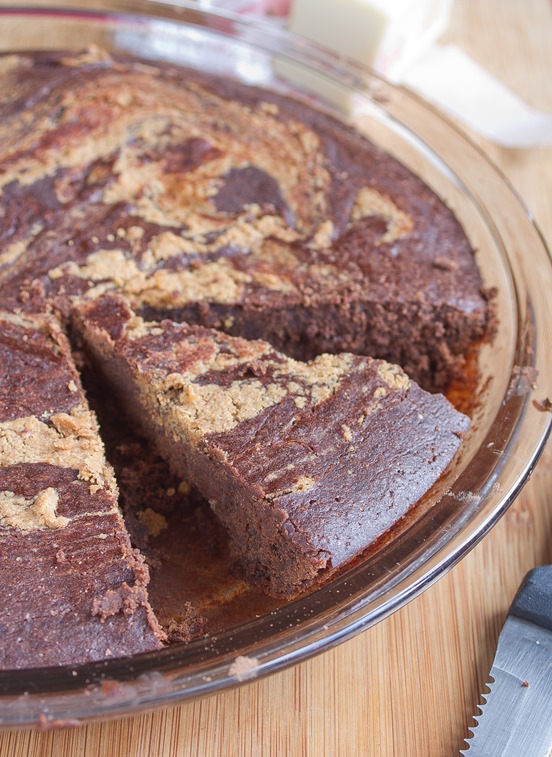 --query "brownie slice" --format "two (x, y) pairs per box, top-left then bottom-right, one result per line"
(0, 49), (494, 393)
(74, 296), (470, 599)
(0, 310), (165, 669)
